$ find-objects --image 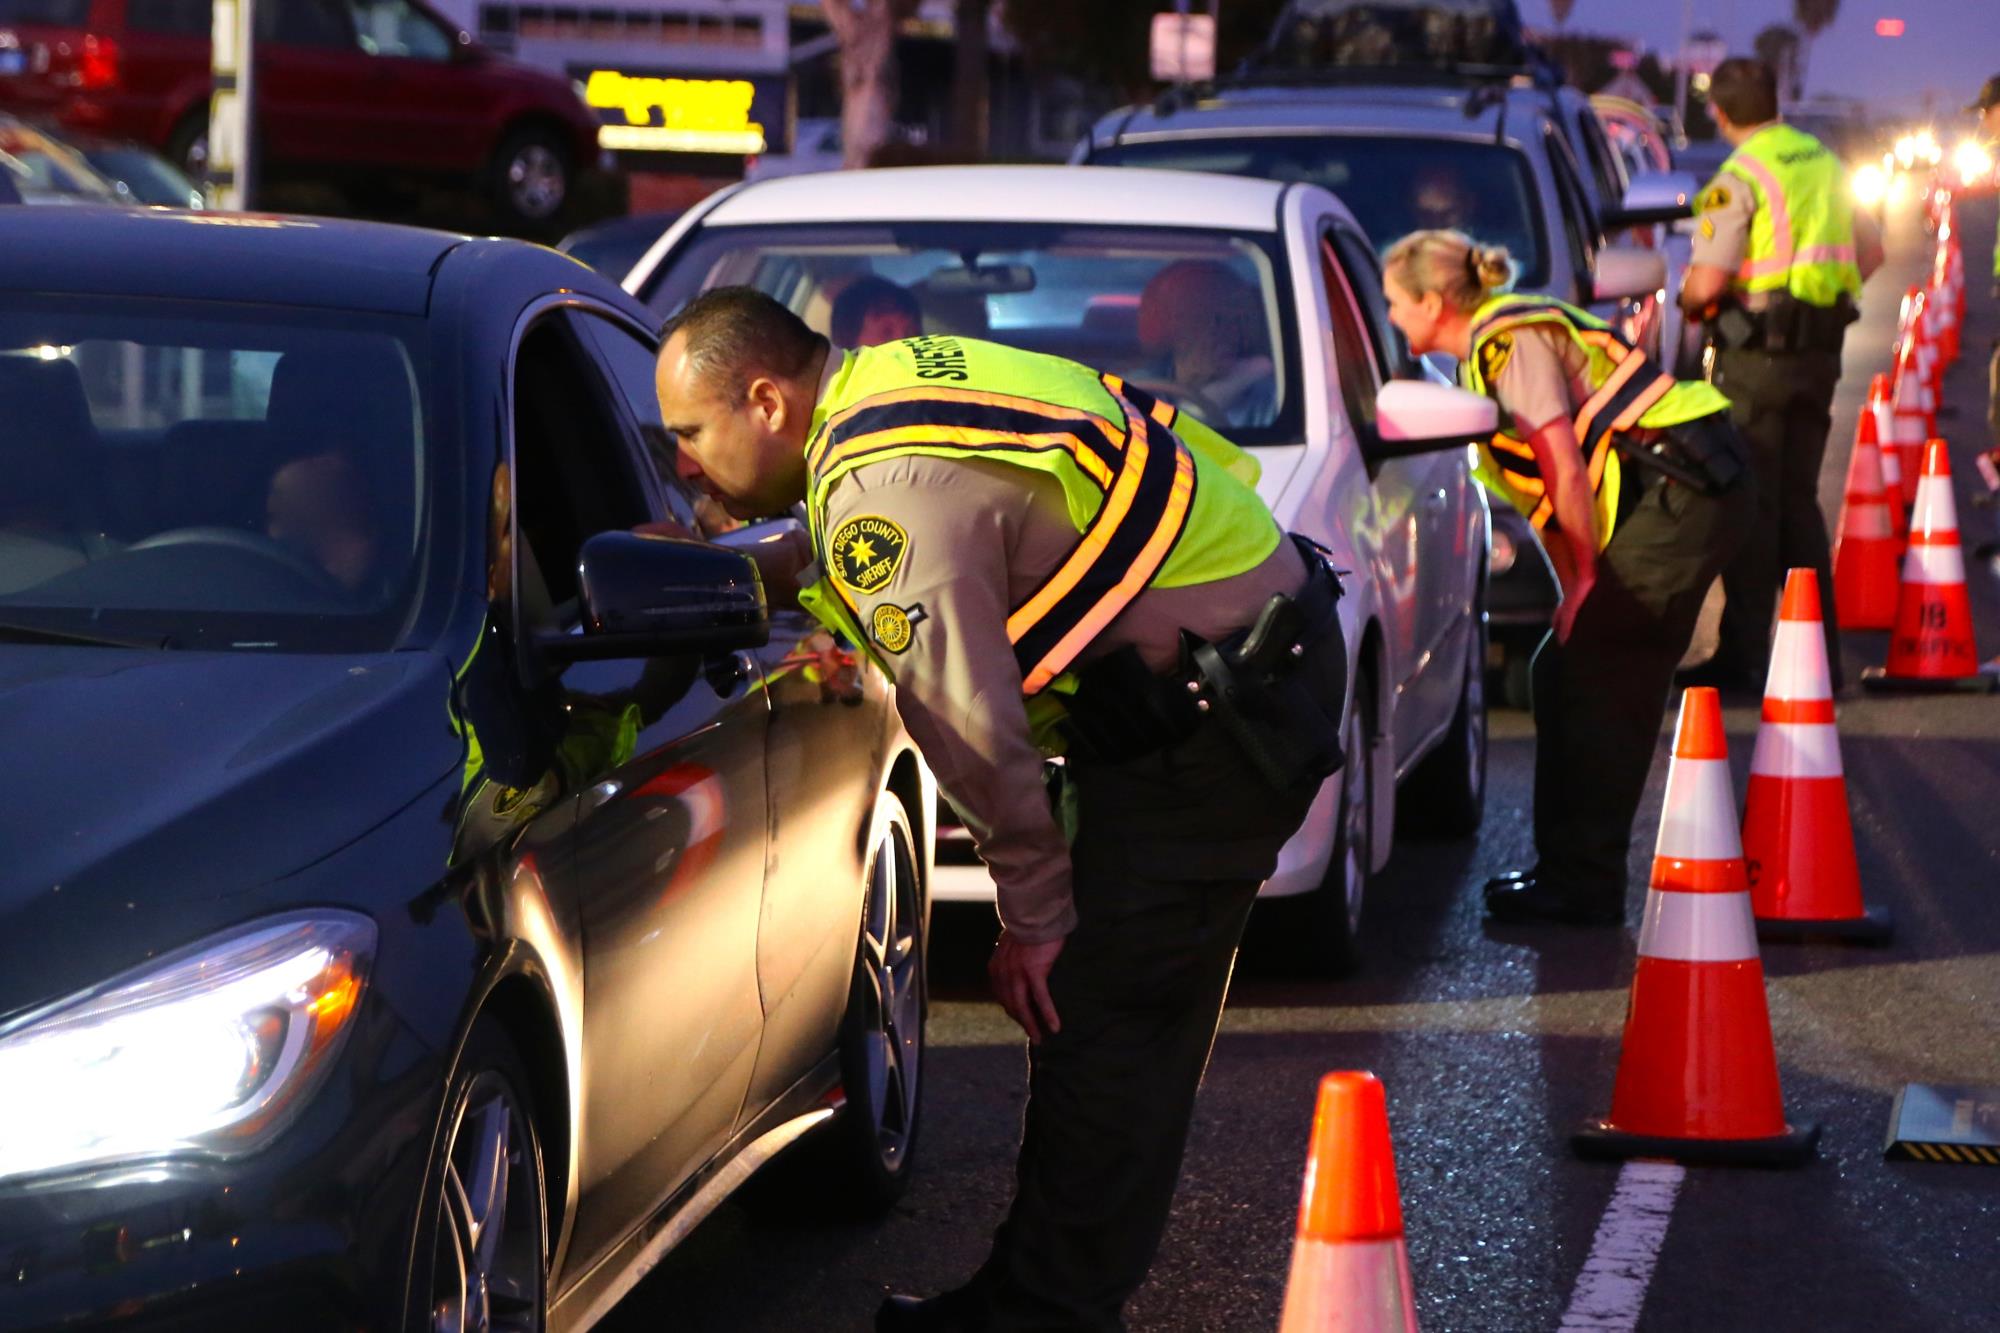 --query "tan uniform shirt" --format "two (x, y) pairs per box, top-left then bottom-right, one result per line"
(1690, 174), (1764, 309)
(1483, 323), (1593, 437)
(819, 444), (1304, 944)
